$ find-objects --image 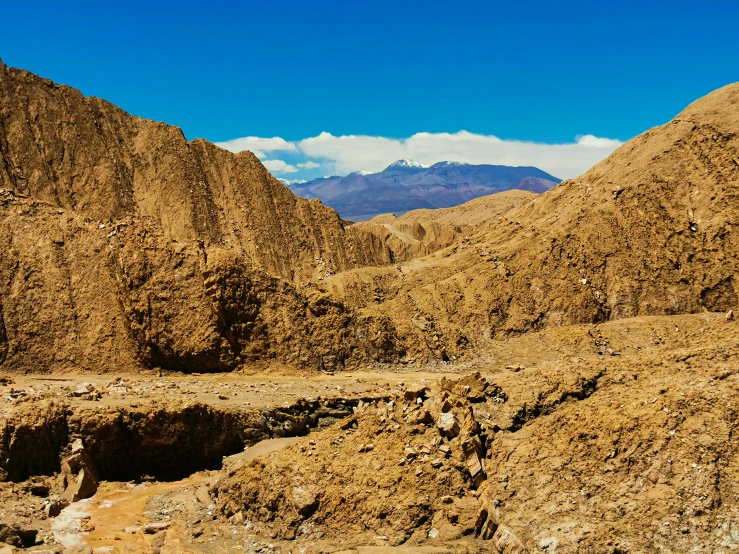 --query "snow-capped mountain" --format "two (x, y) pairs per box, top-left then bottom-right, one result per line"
(385, 159), (429, 169)
(288, 160), (560, 221)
